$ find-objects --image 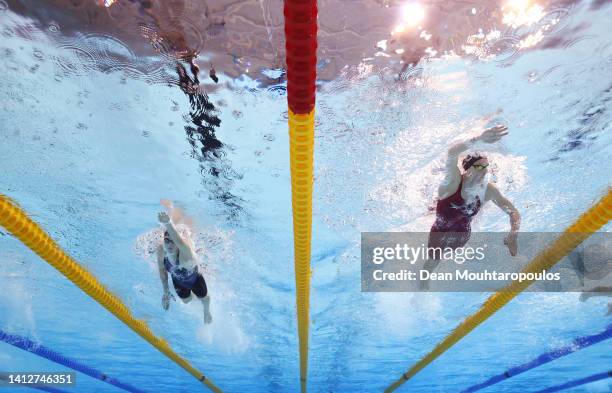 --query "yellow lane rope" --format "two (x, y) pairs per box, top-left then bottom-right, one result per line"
(0, 194), (223, 393)
(288, 109), (315, 392)
(385, 188), (612, 392)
